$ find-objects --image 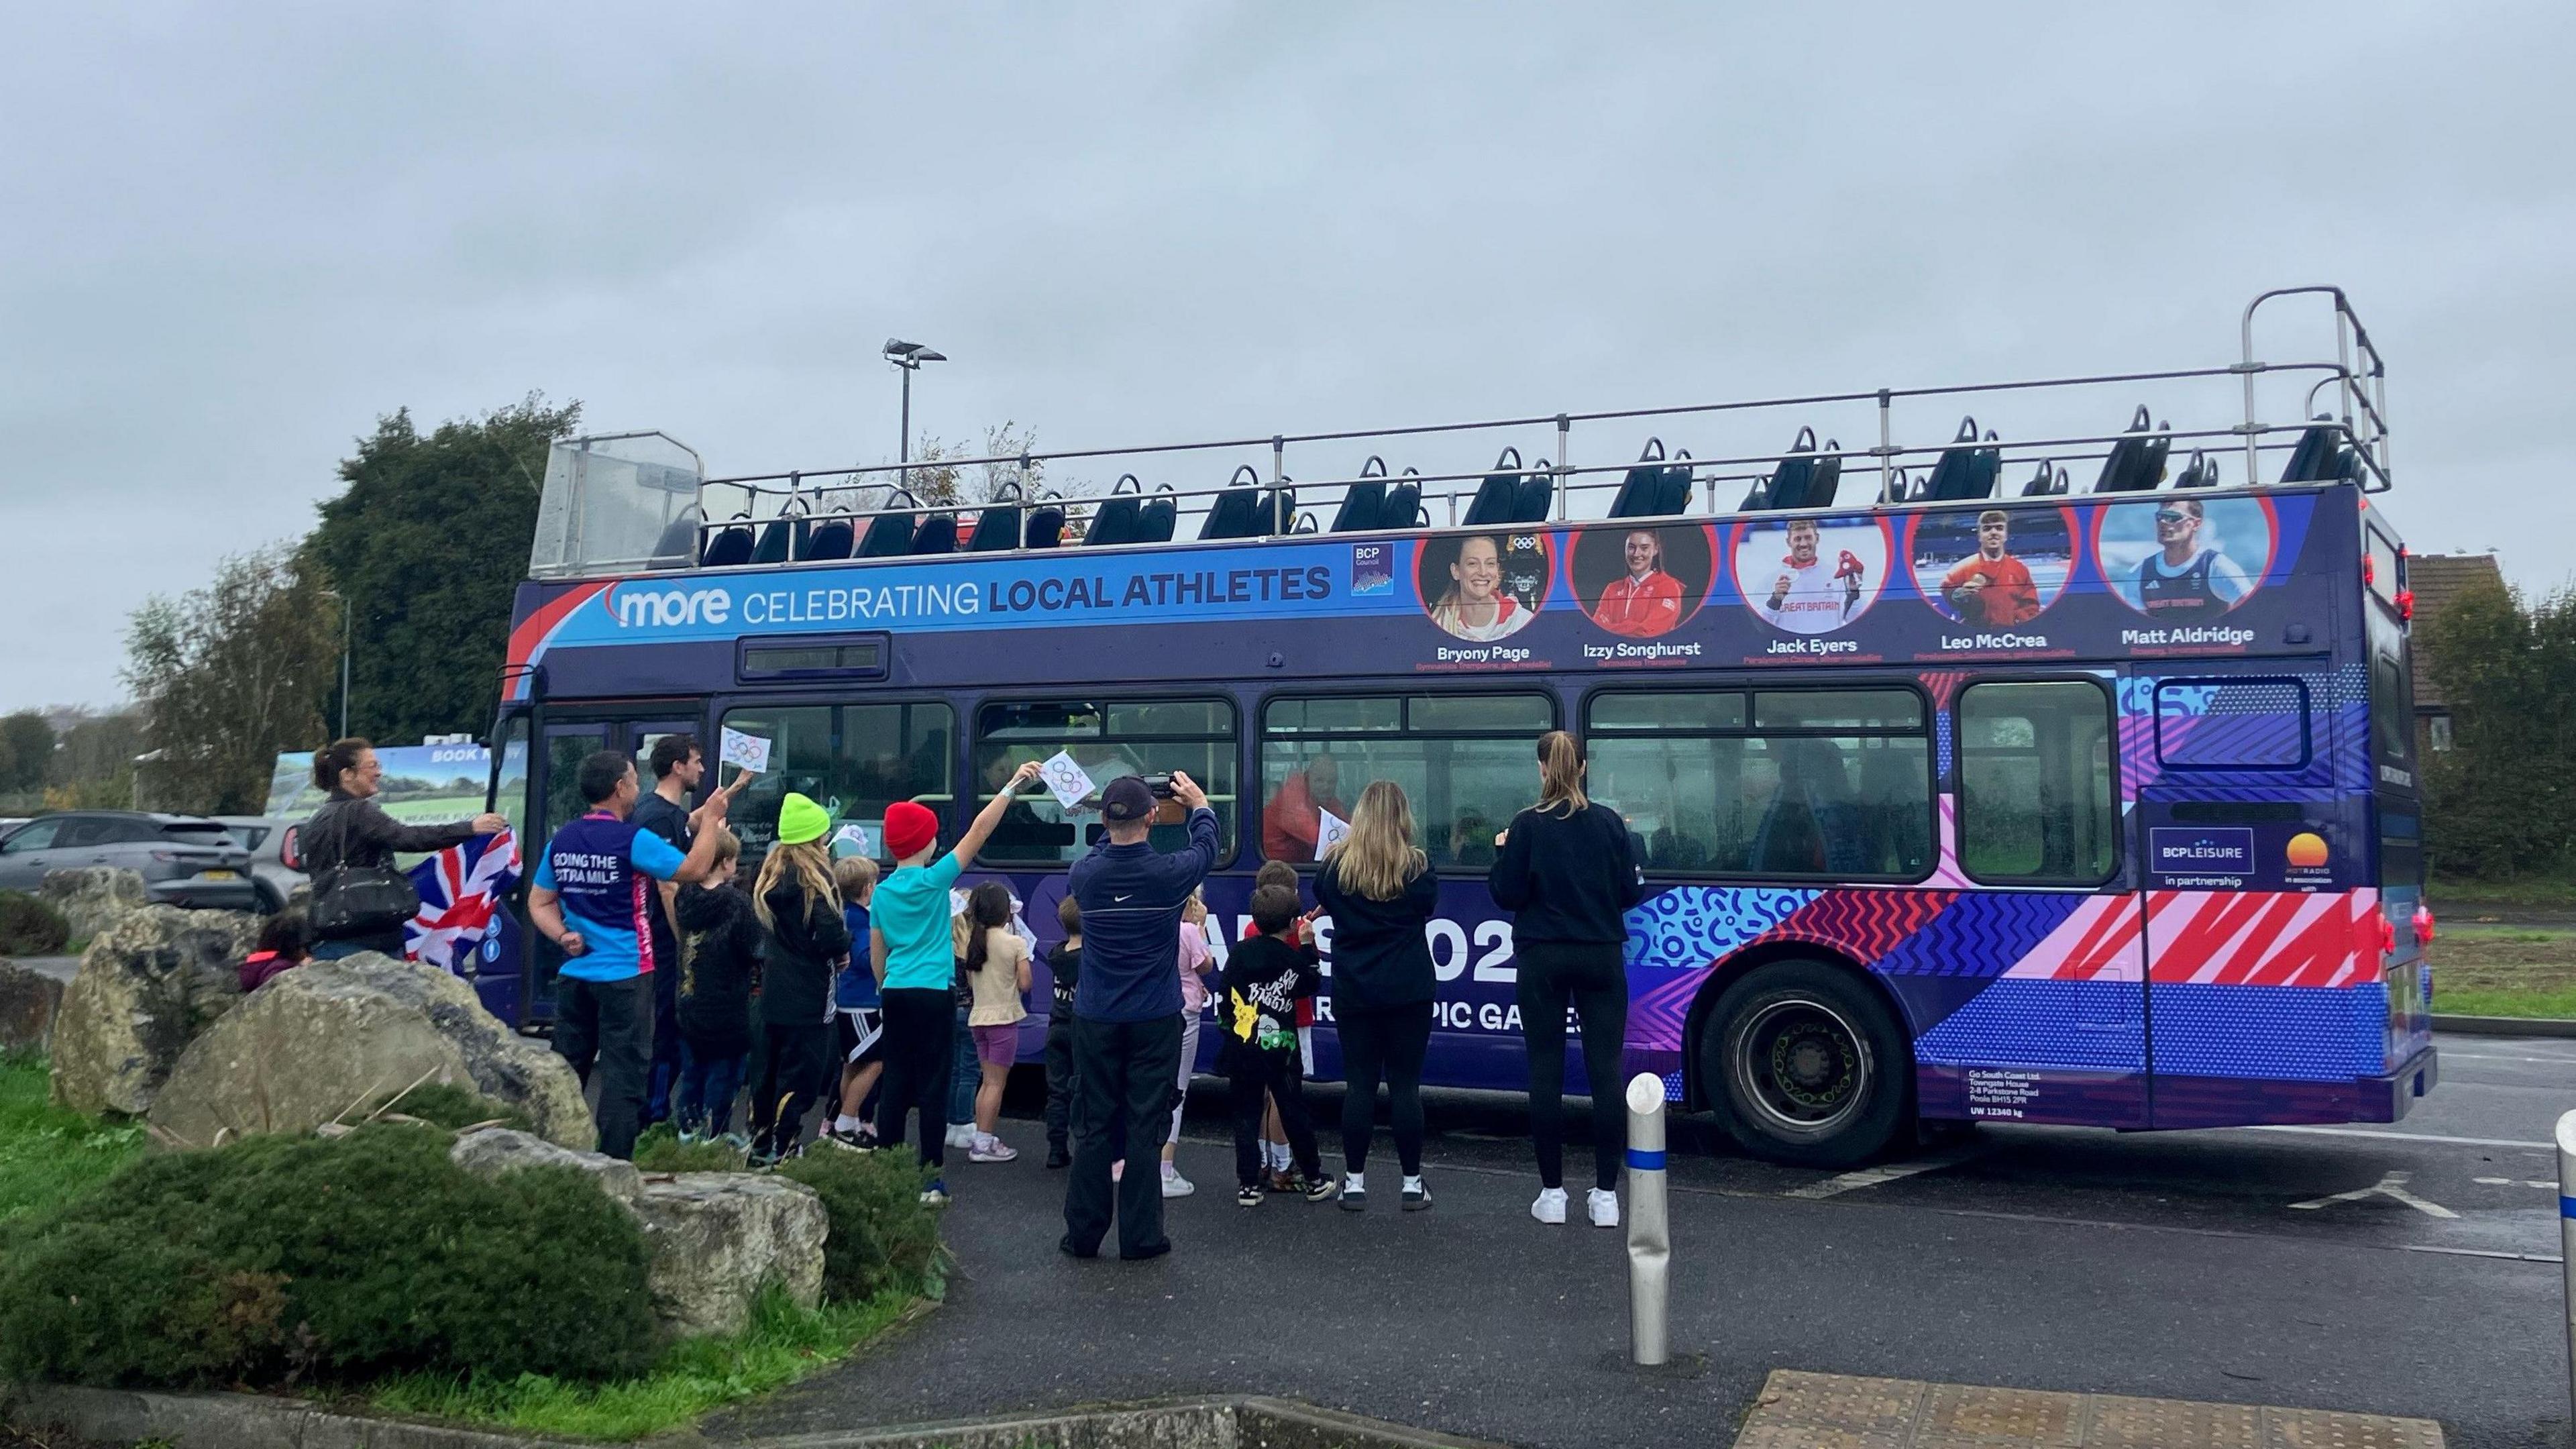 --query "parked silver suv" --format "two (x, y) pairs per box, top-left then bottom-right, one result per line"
(213, 816), (309, 914)
(0, 811), (258, 912)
